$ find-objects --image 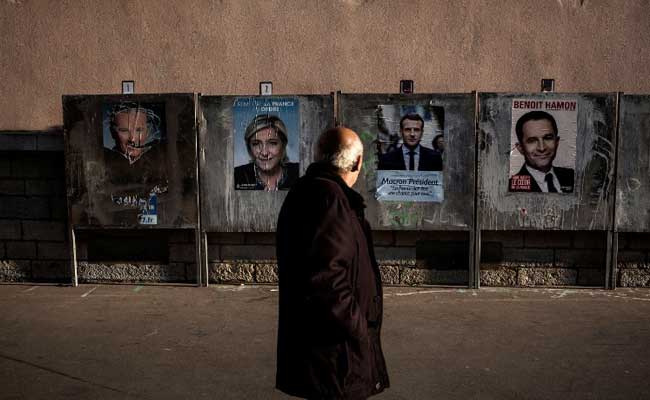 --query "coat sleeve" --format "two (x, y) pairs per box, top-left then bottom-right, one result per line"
(306, 186), (368, 342)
